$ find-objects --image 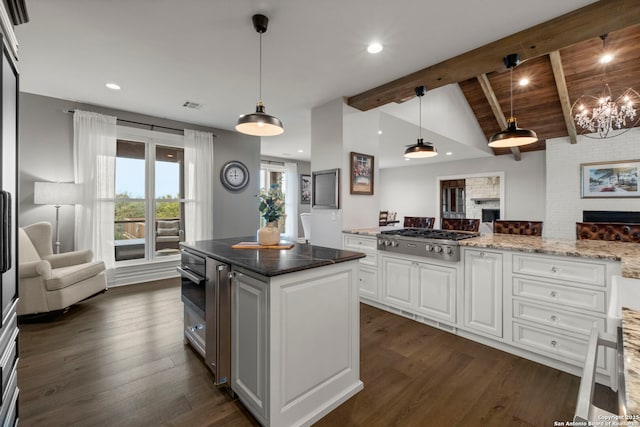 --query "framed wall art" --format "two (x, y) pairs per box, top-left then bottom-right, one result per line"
(350, 152), (374, 195)
(300, 174), (311, 204)
(581, 160), (640, 198)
